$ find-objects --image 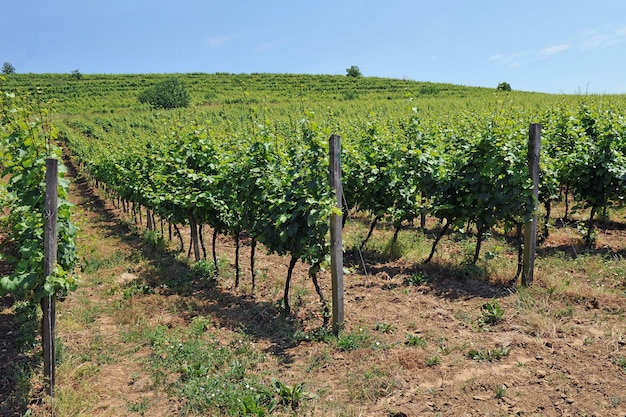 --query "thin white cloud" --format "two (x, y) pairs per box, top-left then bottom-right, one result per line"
(205, 35), (236, 48)
(581, 26), (626, 50)
(491, 43), (569, 67)
(489, 50), (532, 67)
(538, 44), (570, 57)
(251, 37), (290, 53)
